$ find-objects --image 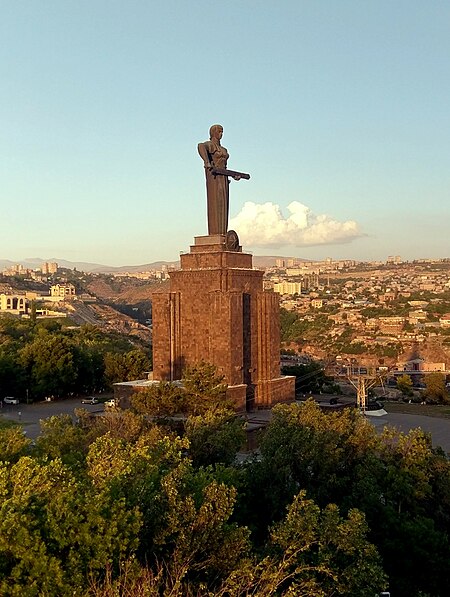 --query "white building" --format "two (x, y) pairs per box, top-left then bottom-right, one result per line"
(273, 281), (302, 295)
(50, 284), (76, 300)
(0, 294), (28, 313)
